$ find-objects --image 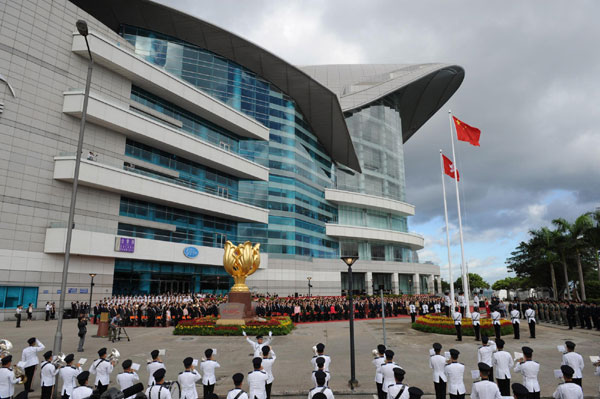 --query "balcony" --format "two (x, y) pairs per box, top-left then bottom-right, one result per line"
(63, 91), (268, 181)
(53, 156), (268, 224)
(325, 223), (424, 250)
(72, 31), (269, 141)
(325, 189), (415, 216)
